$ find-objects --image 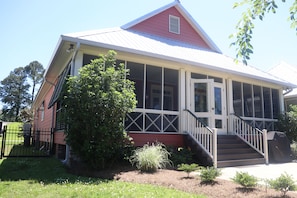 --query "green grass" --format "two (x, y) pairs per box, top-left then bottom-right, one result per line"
(0, 157), (205, 198)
